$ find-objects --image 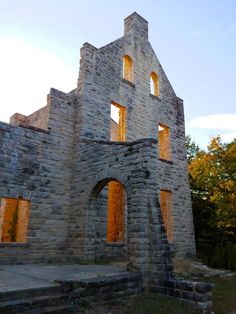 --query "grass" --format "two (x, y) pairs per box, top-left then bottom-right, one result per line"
(125, 275), (236, 314)
(124, 293), (198, 314)
(210, 275), (236, 314)
(80, 293), (199, 314)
